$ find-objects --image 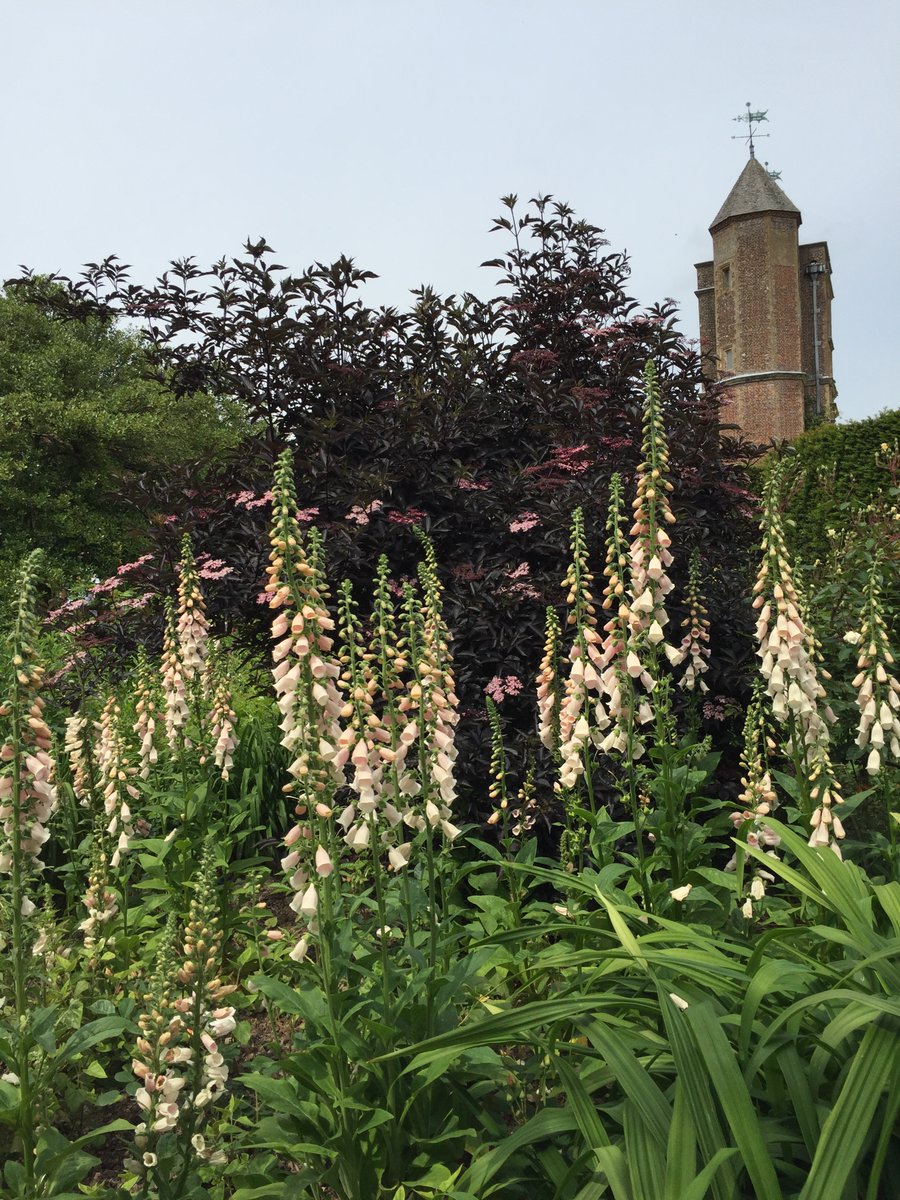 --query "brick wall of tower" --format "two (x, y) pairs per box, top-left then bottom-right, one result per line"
(798, 242), (838, 421)
(712, 212), (803, 376)
(694, 260), (717, 377)
(718, 375), (806, 443)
